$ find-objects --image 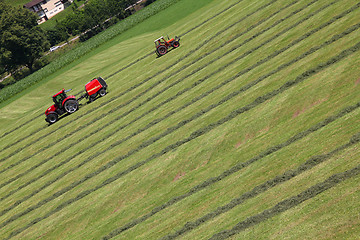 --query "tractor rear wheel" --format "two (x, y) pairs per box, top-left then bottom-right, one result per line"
(99, 88), (107, 97)
(64, 99), (79, 113)
(89, 94), (97, 102)
(47, 113), (58, 124)
(172, 41), (180, 48)
(157, 45), (167, 56)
